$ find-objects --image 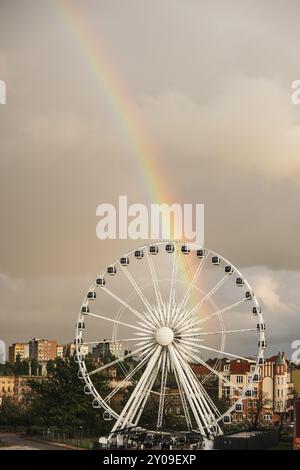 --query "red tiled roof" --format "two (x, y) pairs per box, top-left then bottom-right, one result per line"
(228, 361), (251, 374)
